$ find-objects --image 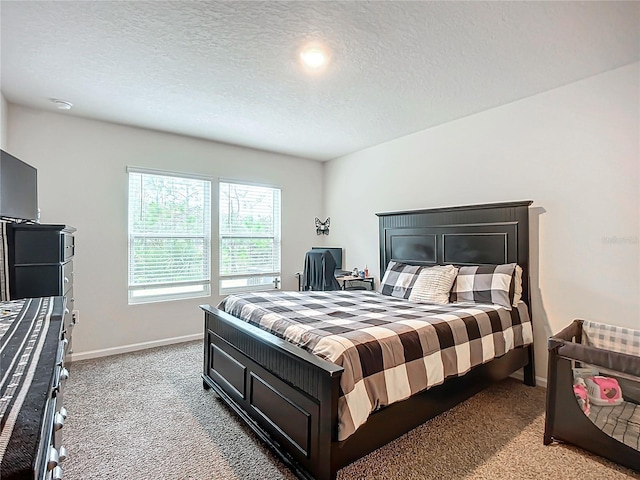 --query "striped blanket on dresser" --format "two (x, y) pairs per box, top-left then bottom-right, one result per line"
(220, 290), (533, 441)
(0, 297), (59, 479)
